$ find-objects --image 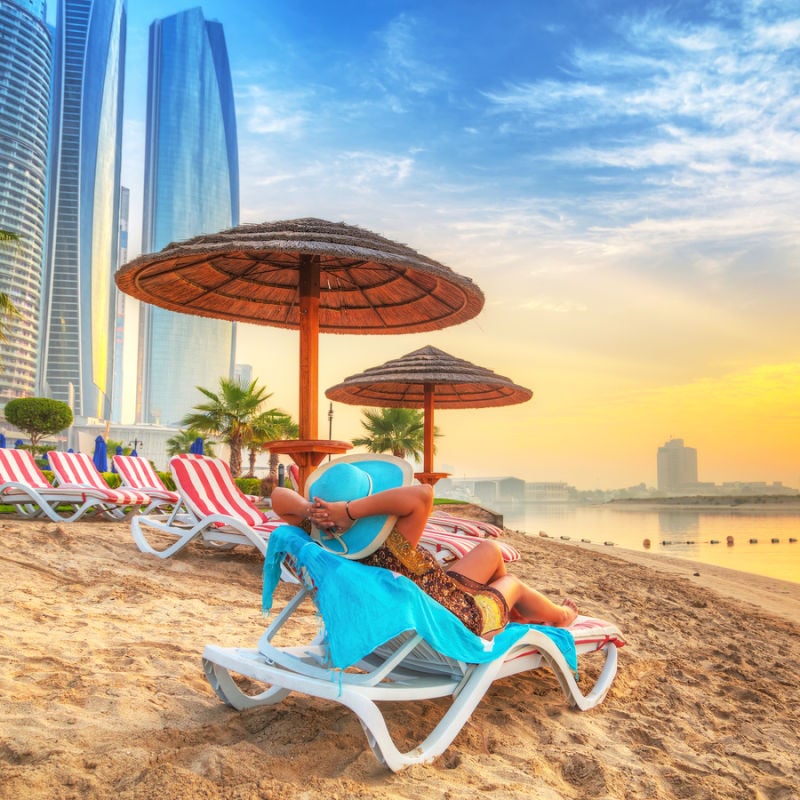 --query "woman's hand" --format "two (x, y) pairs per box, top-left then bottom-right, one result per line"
(308, 498), (353, 533)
